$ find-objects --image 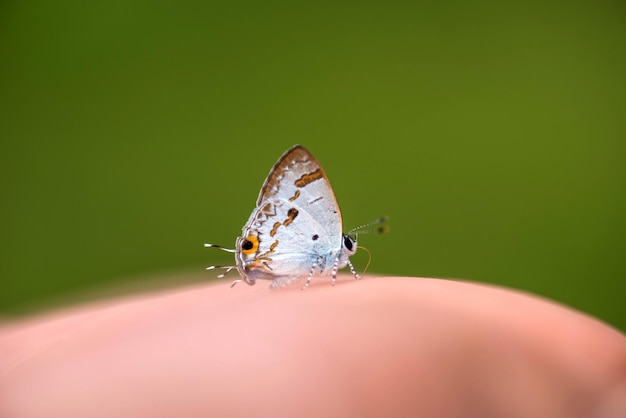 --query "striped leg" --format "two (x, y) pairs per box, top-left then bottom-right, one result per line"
(302, 262), (318, 290)
(347, 259), (360, 280)
(331, 258), (340, 286)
